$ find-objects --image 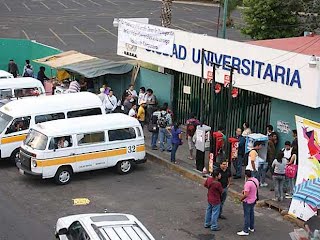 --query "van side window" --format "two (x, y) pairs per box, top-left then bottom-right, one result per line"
(35, 112), (65, 124)
(14, 88), (42, 98)
(0, 89), (12, 99)
(67, 221), (90, 240)
(67, 108), (102, 118)
(5, 117), (31, 134)
(77, 132), (105, 145)
(49, 136), (73, 150)
(108, 128), (136, 141)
